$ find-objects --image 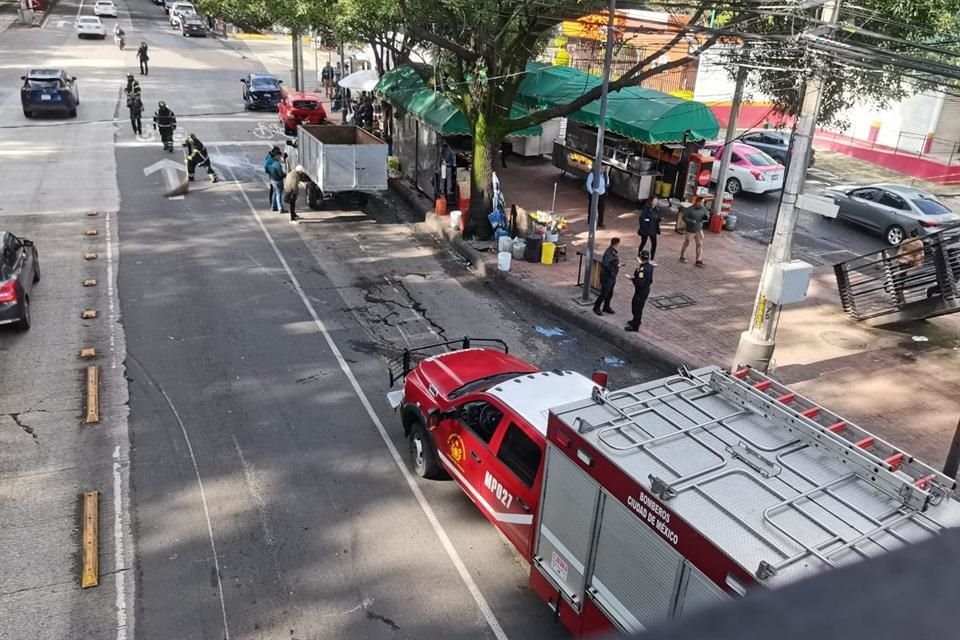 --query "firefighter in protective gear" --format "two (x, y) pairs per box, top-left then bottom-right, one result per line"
(153, 101), (177, 152)
(183, 134), (219, 182)
(128, 94), (143, 136)
(124, 74), (141, 100)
